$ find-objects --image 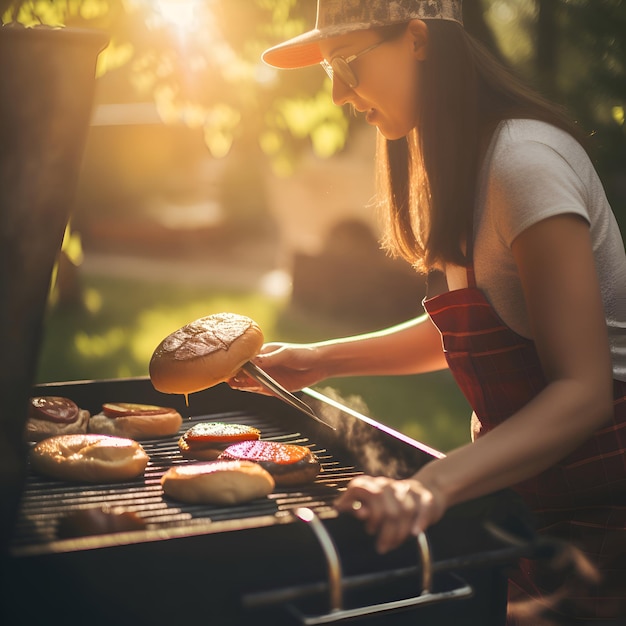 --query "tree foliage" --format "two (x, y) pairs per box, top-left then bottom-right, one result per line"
(558, 0), (626, 221)
(531, 0), (625, 222)
(2, 0), (625, 219)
